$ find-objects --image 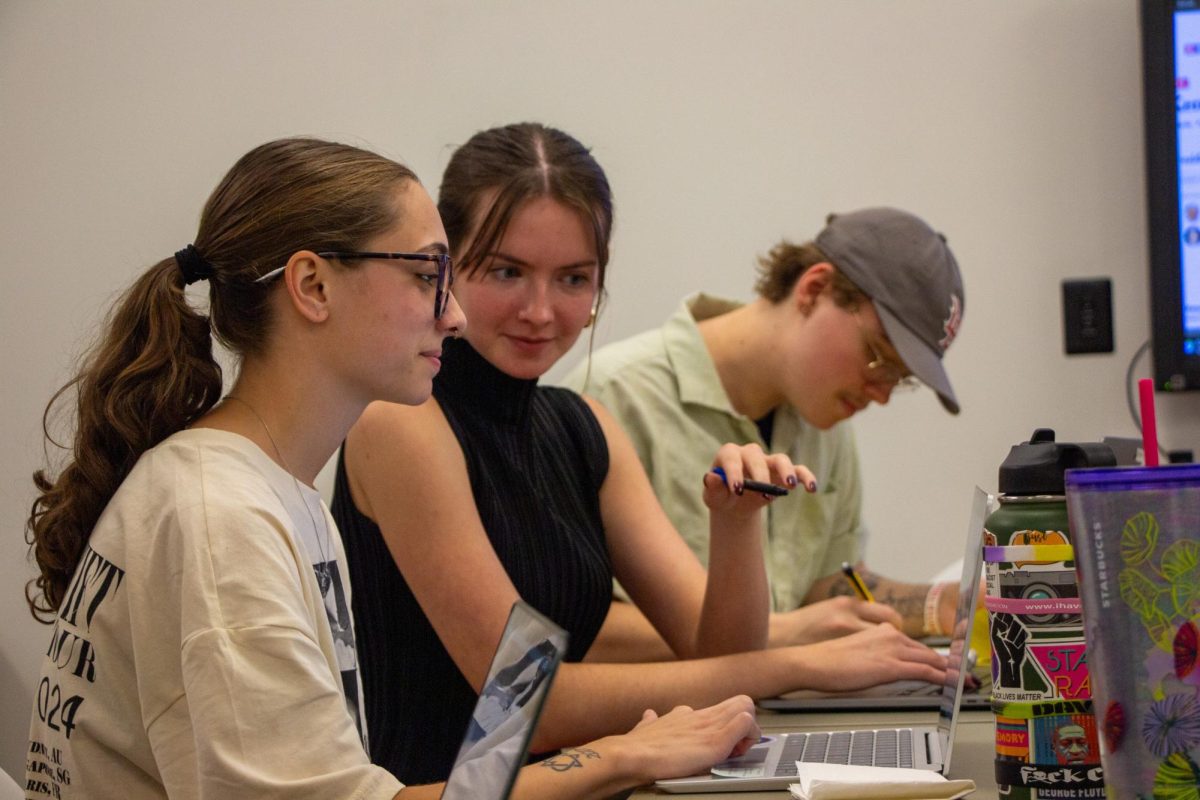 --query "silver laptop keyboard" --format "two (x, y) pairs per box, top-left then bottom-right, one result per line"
(773, 729), (915, 776)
